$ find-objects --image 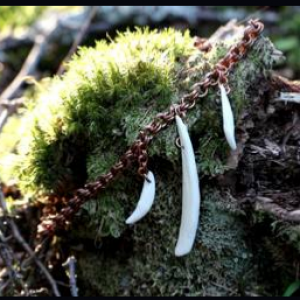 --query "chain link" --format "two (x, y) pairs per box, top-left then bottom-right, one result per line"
(37, 19), (264, 237)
